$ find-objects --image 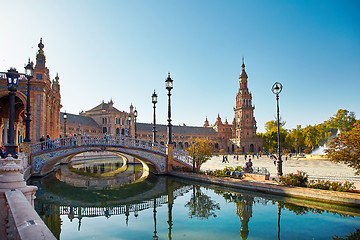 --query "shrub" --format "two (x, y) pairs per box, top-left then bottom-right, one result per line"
(219, 149), (226, 154)
(278, 171), (355, 192)
(307, 179), (355, 192)
(235, 149), (242, 153)
(278, 171), (308, 187)
(304, 148), (312, 154)
(234, 166), (242, 172)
